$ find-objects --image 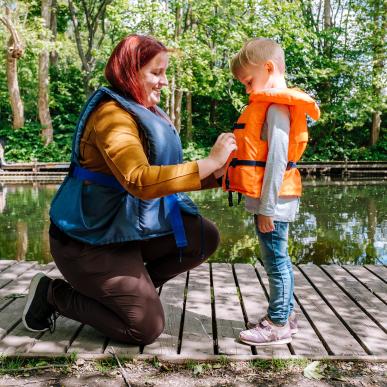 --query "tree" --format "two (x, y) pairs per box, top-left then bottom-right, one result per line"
(370, 0), (386, 145)
(0, 2), (24, 129)
(39, 0), (53, 145)
(68, 0), (113, 96)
